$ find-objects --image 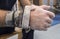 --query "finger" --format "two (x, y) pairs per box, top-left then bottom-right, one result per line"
(39, 27), (47, 31)
(44, 23), (51, 28)
(45, 11), (55, 19)
(40, 5), (50, 10)
(45, 17), (53, 24)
